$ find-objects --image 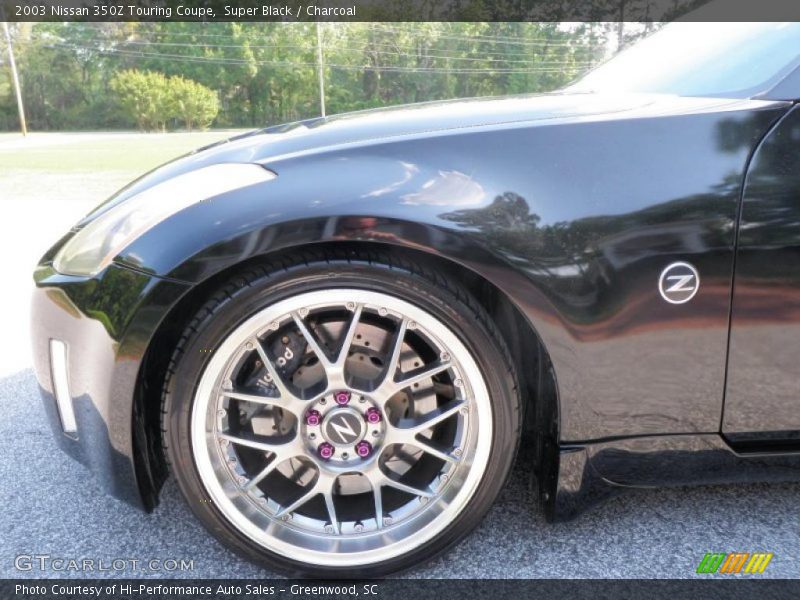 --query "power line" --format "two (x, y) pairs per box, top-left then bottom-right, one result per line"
(35, 37), (596, 66)
(33, 32), (598, 68)
(44, 42), (591, 74)
(366, 24), (600, 47)
(61, 22), (604, 52)
(34, 35), (315, 52)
